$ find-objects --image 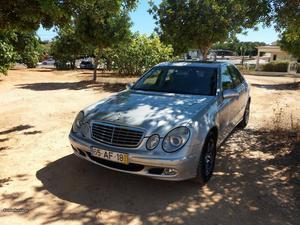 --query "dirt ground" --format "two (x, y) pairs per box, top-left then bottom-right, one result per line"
(0, 68), (299, 225)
